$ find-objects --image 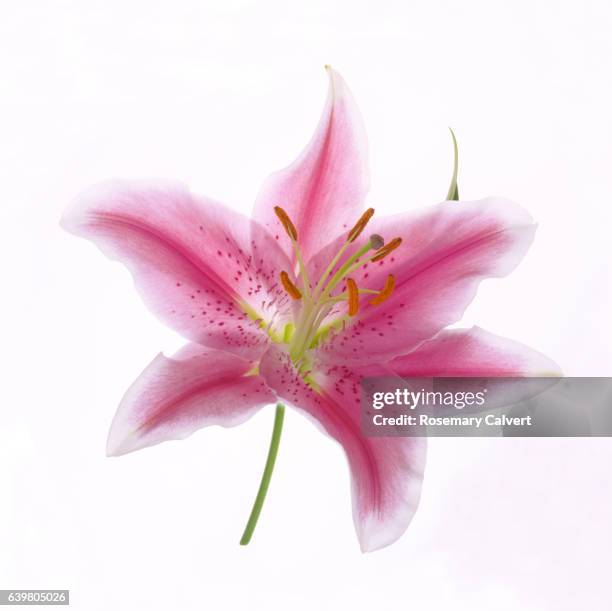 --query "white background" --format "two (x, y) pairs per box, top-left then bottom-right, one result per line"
(1, 1), (611, 609)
